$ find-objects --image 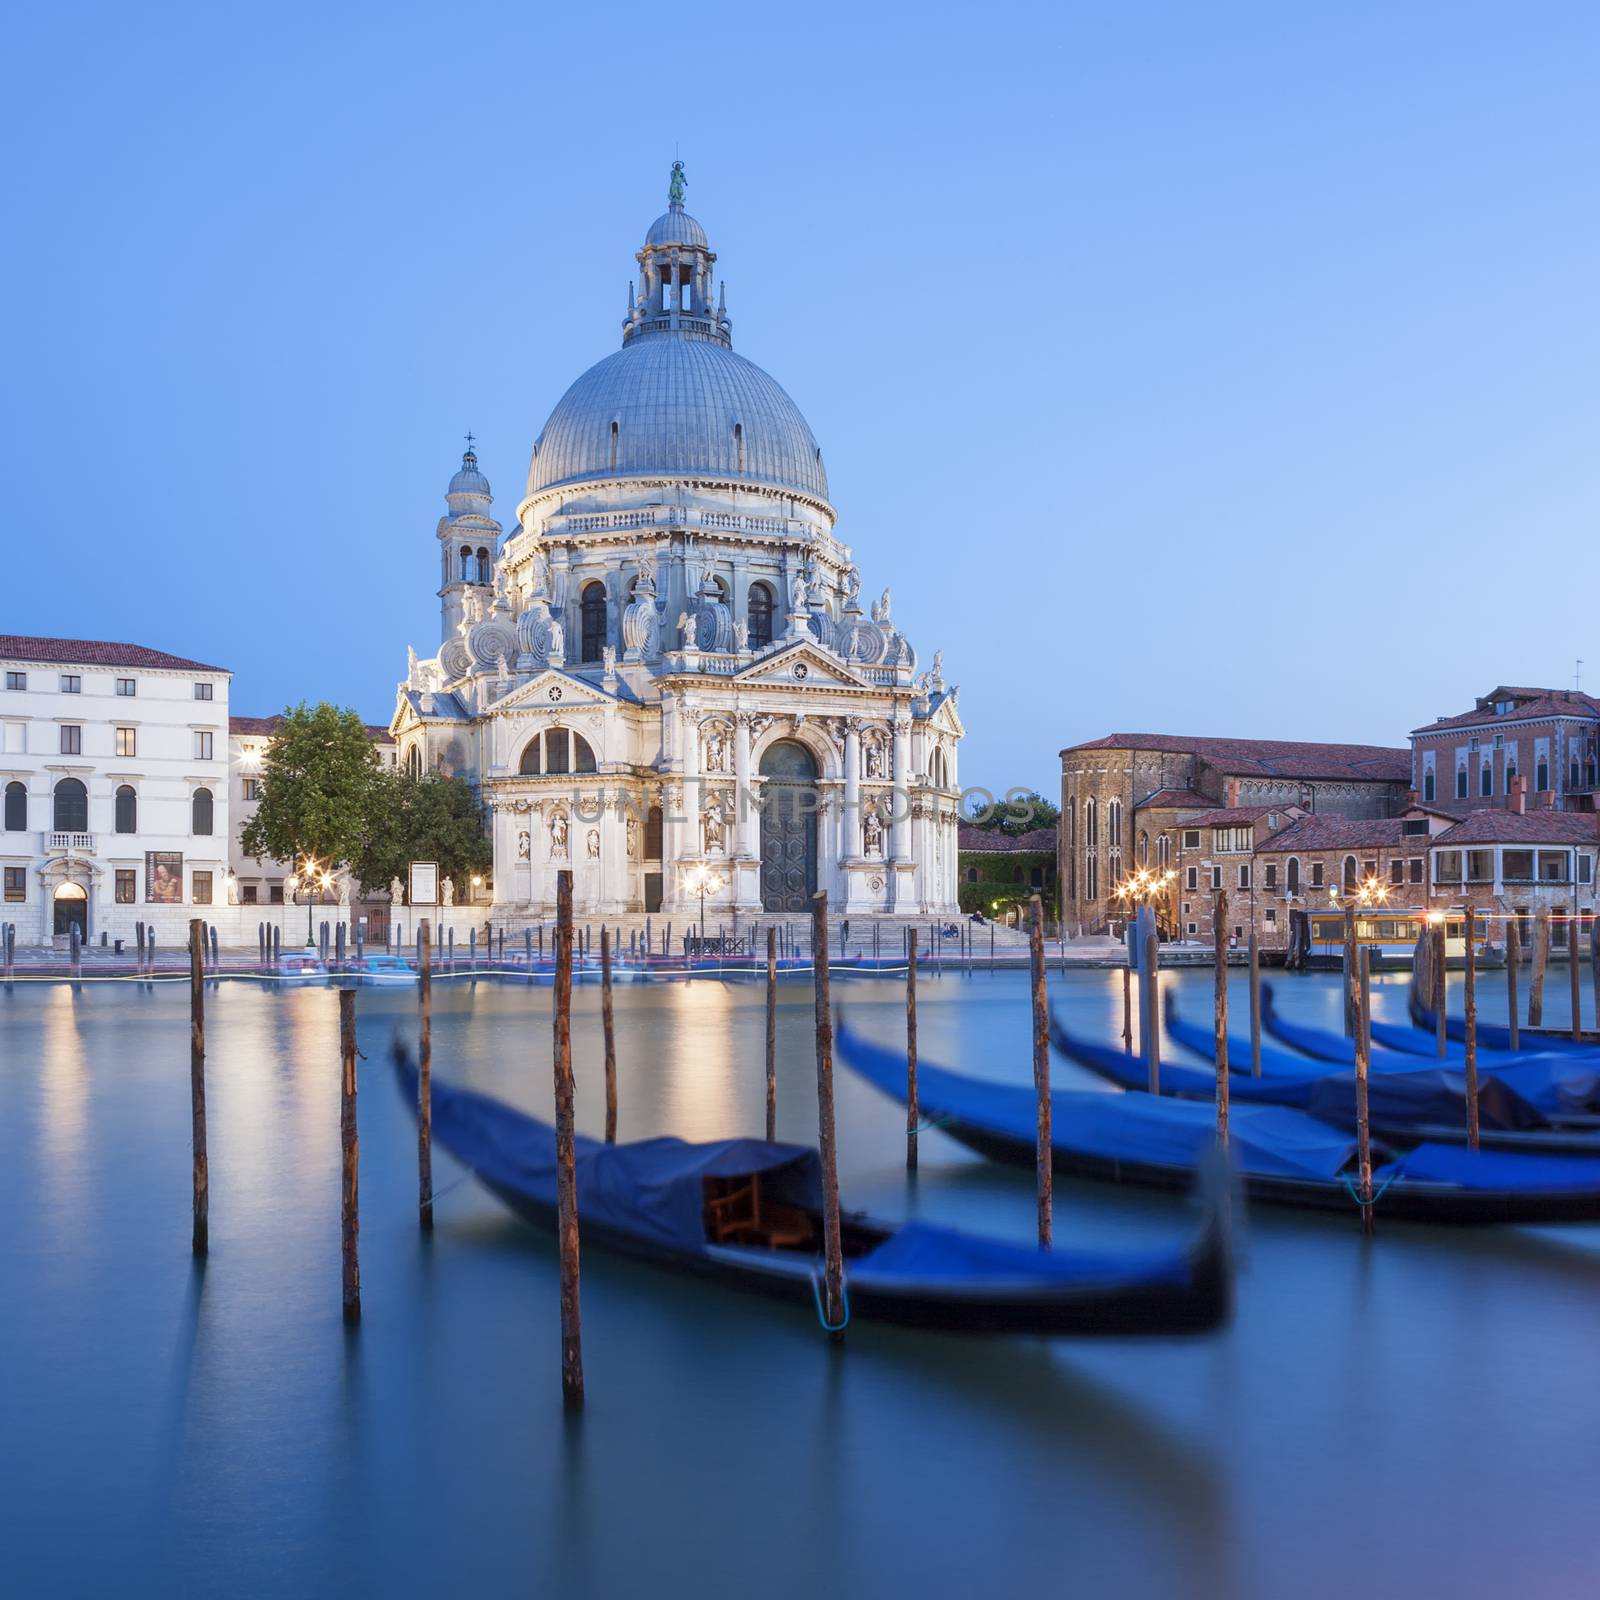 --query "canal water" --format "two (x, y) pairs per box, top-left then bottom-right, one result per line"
(3, 964), (1597, 1598)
